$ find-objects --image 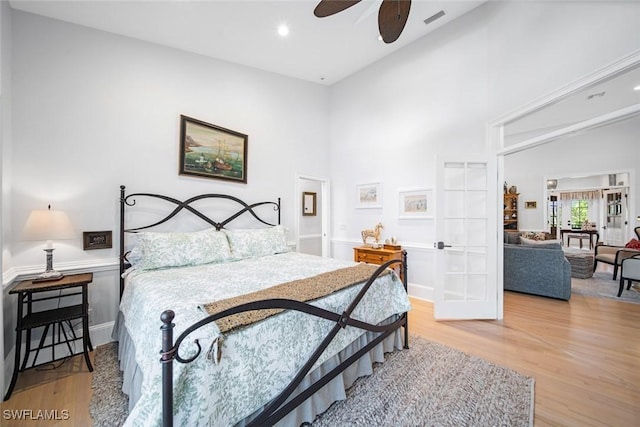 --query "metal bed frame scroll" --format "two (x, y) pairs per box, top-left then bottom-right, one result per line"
(118, 185), (409, 427)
